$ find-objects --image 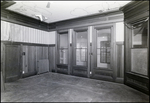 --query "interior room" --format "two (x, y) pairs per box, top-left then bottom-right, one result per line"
(1, 1), (149, 102)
